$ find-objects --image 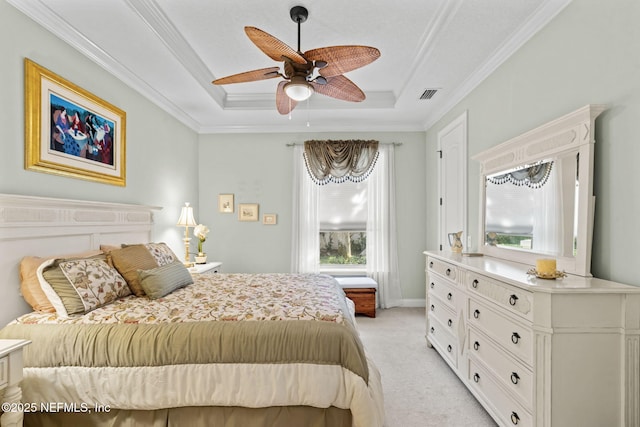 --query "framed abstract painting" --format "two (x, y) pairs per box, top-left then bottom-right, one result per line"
(24, 58), (126, 186)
